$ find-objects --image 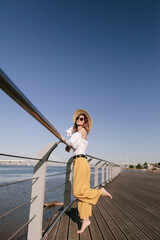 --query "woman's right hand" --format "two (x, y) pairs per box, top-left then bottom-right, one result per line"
(65, 146), (71, 152)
